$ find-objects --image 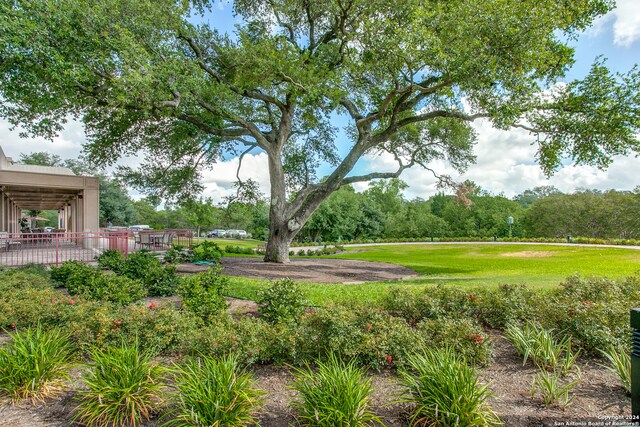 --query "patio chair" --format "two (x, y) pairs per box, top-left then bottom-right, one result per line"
(0, 231), (21, 251)
(134, 233), (141, 249)
(139, 232), (152, 248)
(162, 233), (175, 248)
